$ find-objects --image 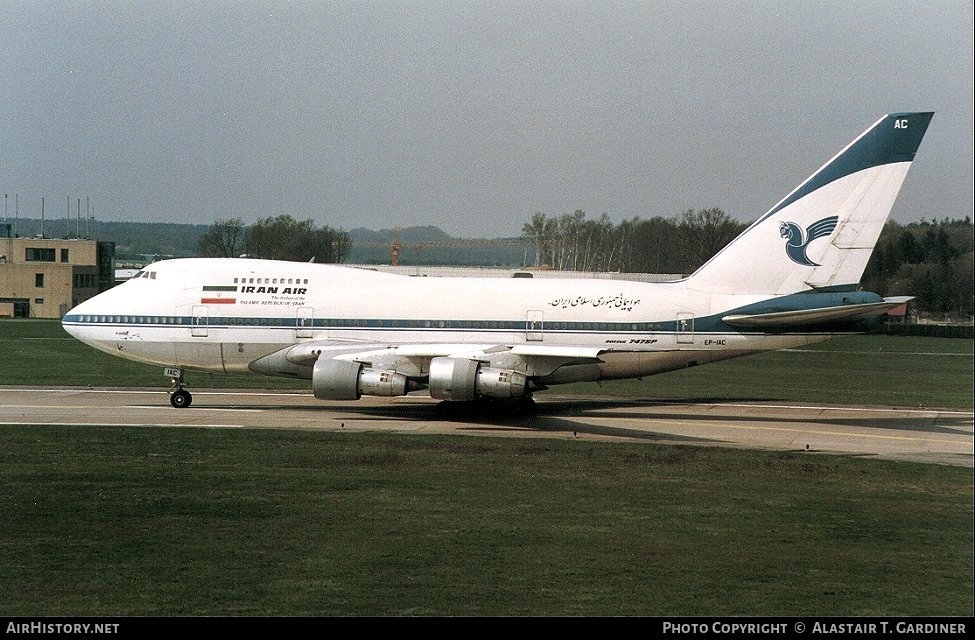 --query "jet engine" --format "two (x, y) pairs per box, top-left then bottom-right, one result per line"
(428, 357), (529, 401)
(313, 358), (409, 400)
